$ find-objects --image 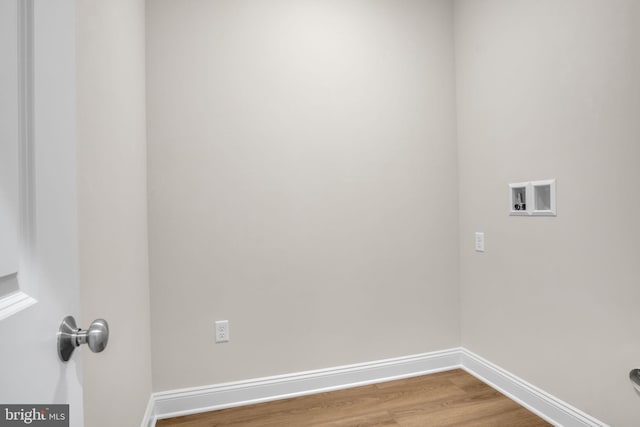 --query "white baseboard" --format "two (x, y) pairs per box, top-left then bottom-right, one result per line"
(151, 348), (460, 423)
(460, 349), (607, 427)
(144, 347), (607, 427)
(140, 394), (156, 427)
